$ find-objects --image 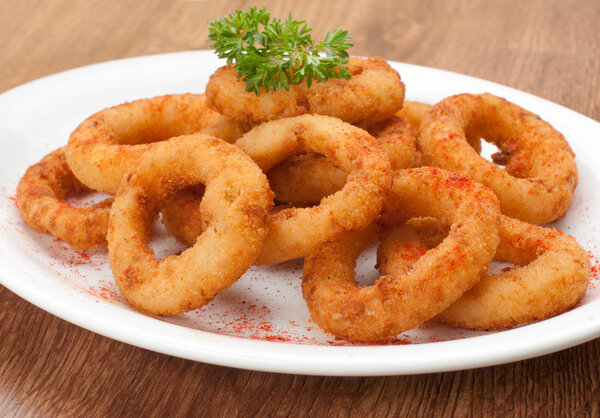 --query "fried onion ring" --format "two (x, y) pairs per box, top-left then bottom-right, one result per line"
(266, 154), (348, 205)
(396, 100), (432, 128)
(267, 116), (419, 205)
(16, 147), (112, 250)
(378, 216), (590, 330)
(417, 93), (577, 224)
(66, 94), (251, 194)
(397, 100), (482, 153)
(301, 167), (501, 341)
(206, 57), (405, 125)
(159, 185), (207, 245)
(162, 115), (392, 265)
(108, 134), (273, 315)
